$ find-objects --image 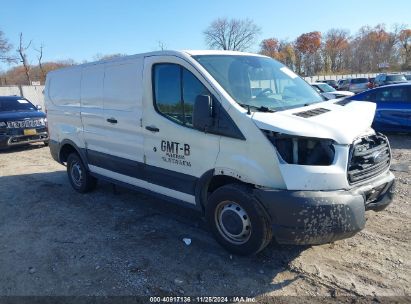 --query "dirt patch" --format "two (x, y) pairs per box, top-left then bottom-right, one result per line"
(0, 135), (410, 298)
